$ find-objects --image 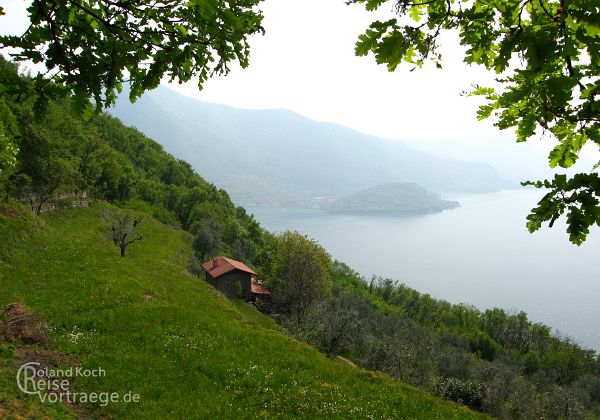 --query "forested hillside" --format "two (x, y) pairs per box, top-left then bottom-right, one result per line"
(323, 182), (459, 214)
(0, 57), (274, 273)
(1, 202), (486, 418)
(1, 58), (599, 418)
